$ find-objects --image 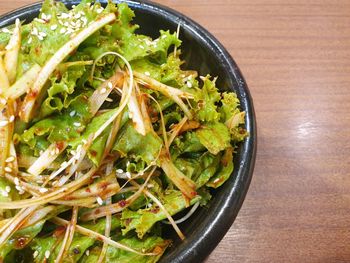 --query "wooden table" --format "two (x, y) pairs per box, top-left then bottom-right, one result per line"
(1, 1), (349, 262)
